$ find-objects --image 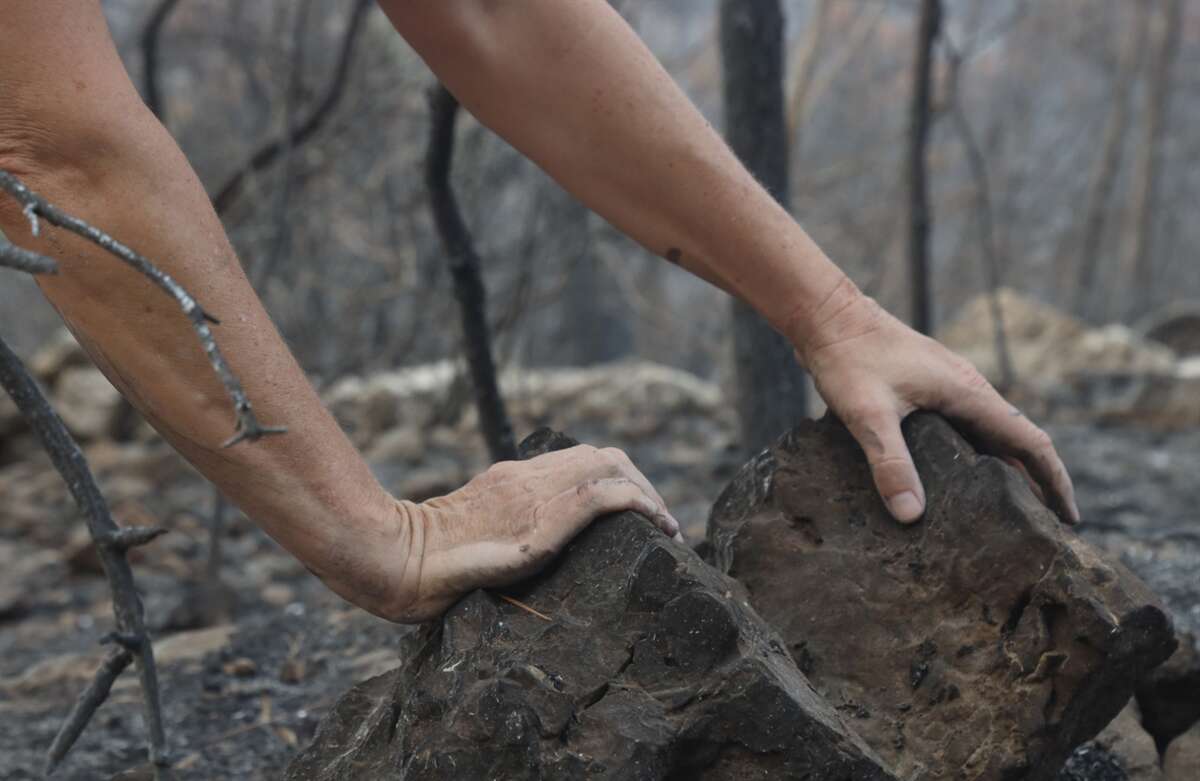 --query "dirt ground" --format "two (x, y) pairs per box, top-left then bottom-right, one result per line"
(0, 417), (1196, 780)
